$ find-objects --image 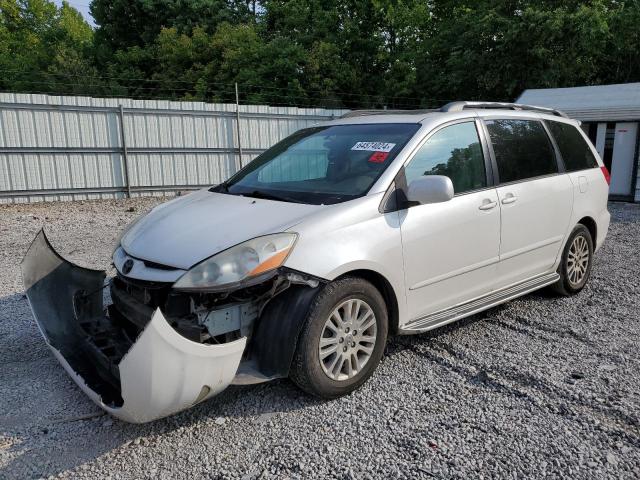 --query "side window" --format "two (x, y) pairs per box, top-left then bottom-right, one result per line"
(546, 121), (599, 172)
(404, 122), (487, 194)
(485, 119), (558, 183)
